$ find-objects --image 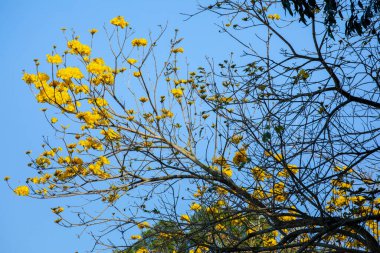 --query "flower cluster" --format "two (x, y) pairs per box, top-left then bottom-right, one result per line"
(46, 54), (63, 65)
(14, 185), (29, 196)
(267, 14), (280, 20)
(57, 67), (84, 80)
(171, 88), (183, 98)
(171, 47), (184, 53)
(67, 39), (91, 55)
(131, 38), (148, 47)
(110, 16), (129, 29)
